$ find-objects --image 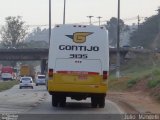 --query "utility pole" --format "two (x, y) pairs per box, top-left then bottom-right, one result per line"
(157, 7), (160, 32)
(63, 0), (66, 24)
(49, 0), (51, 45)
(97, 16), (102, 26)
(87, 16), (94, 25)
(116, 0), (120, 79)
(137, 15), (140, 29)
